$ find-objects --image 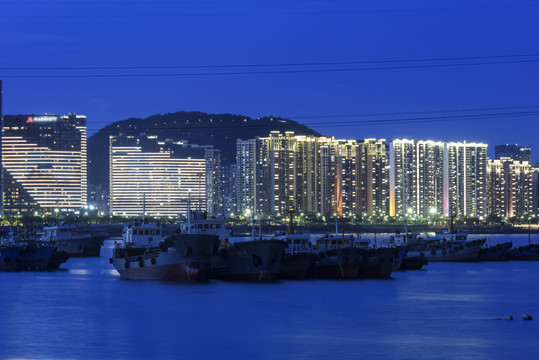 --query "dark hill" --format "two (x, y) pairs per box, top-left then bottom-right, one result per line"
(88, 111), (321, 187)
